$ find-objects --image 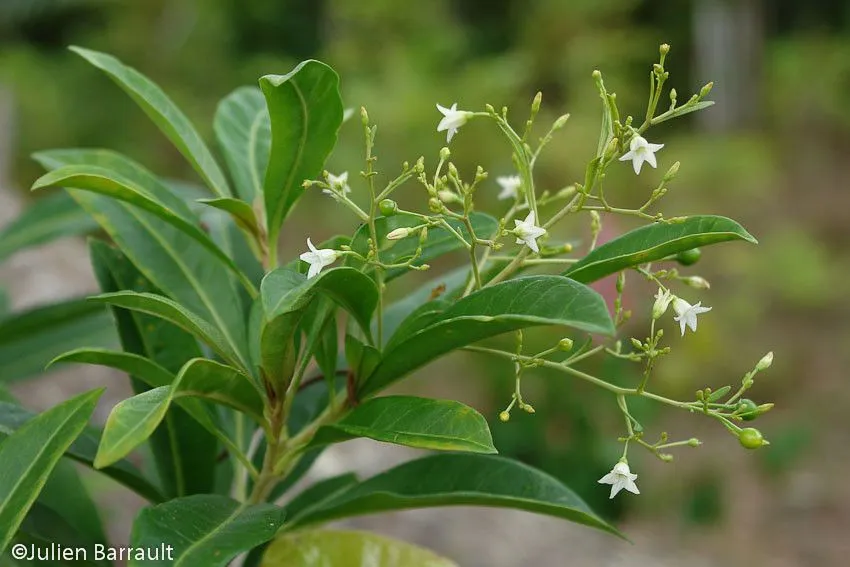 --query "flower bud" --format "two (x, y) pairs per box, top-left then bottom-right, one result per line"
(663, 161), (680, 182)
(378, 199), (398, 216)
(414, 157), (426, 174)
(531, 91), (542, 114)
(521, 402), (535, 414)
(684, 276), (710, 290)
(558, 338), (574, 352)
(553, 113), (570, 130)
(756, 351), (774, 371)
(659, 453), (674, 462)
(738, 427), (768, 450)
(437, 190), (460, 204)
(687, 438), (701, 447)
(428, 198), (442, 213)
(448, 162), (458, 177)
(675, 248), (701, 266)
(499, 411), (510, 422)
(474, 165), (487, 184)
(699, 82), (714, 99)
(386, 227), (411, 240)
(360, 106), (369, 126)
(660, 43), (670, 56)
(439, 147), (451, 160)
(652, 288), (674, 319)
(669, 88), (677, 105)
(736, 399), (759, 421)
